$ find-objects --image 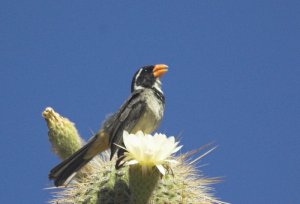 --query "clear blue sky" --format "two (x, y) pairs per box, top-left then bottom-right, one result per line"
(0, 1), (299, 203)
